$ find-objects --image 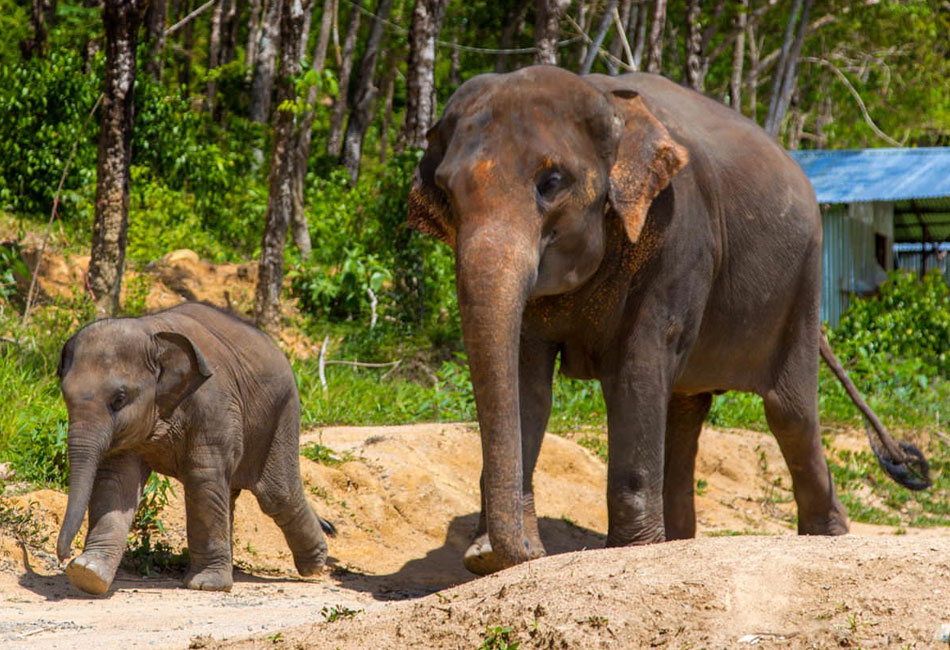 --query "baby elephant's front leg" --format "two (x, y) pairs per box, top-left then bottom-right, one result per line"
(66, 454), (149, 595)
(182, 461), (235, 591)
